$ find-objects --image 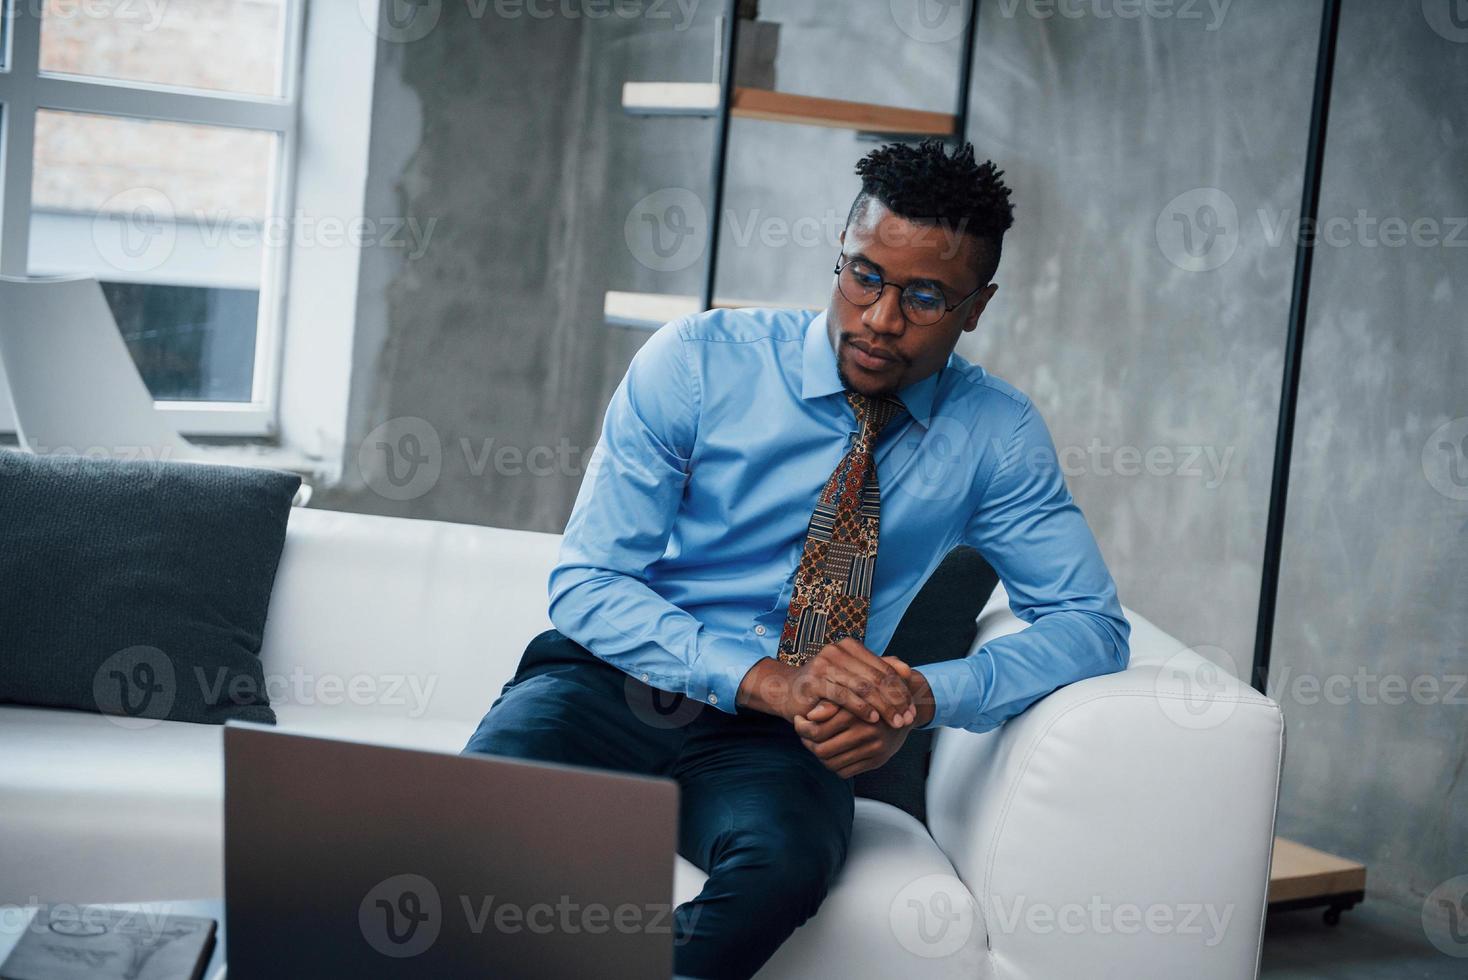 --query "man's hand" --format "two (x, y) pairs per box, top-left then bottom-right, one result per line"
(793, 662), (937, 779)
(736, 638), (916, 728)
